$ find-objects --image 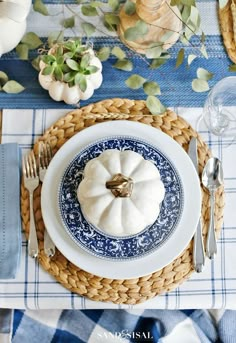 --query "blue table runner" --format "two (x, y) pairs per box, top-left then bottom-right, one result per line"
(0, 6), (234, 109)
